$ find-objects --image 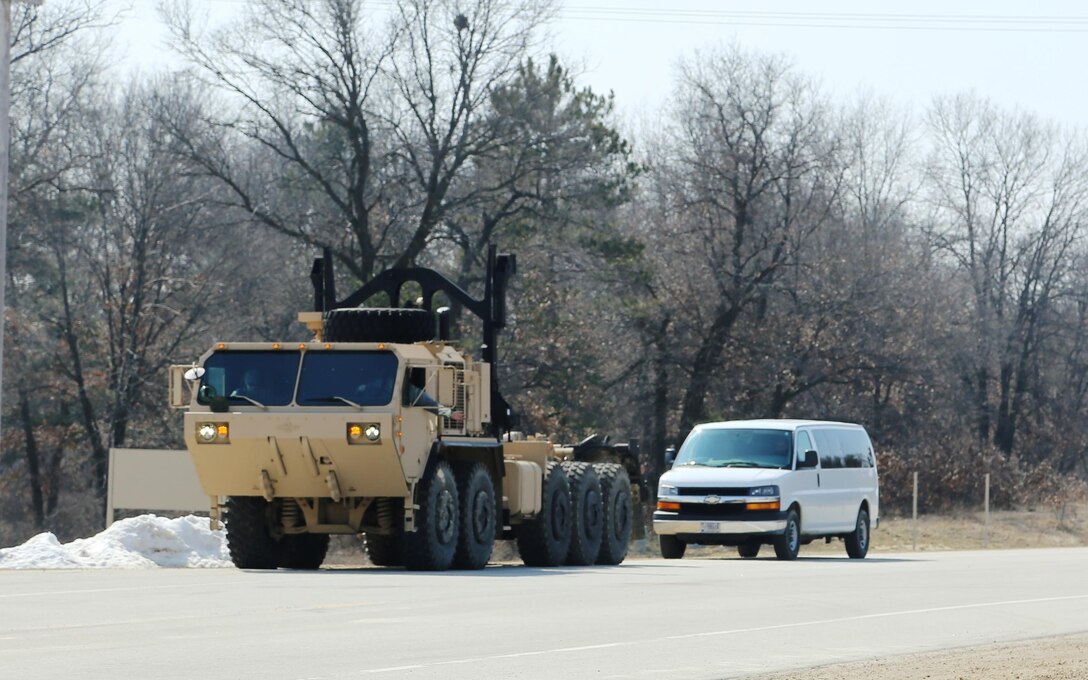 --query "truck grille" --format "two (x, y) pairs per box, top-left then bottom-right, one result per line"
(443, 368), (466, 432)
